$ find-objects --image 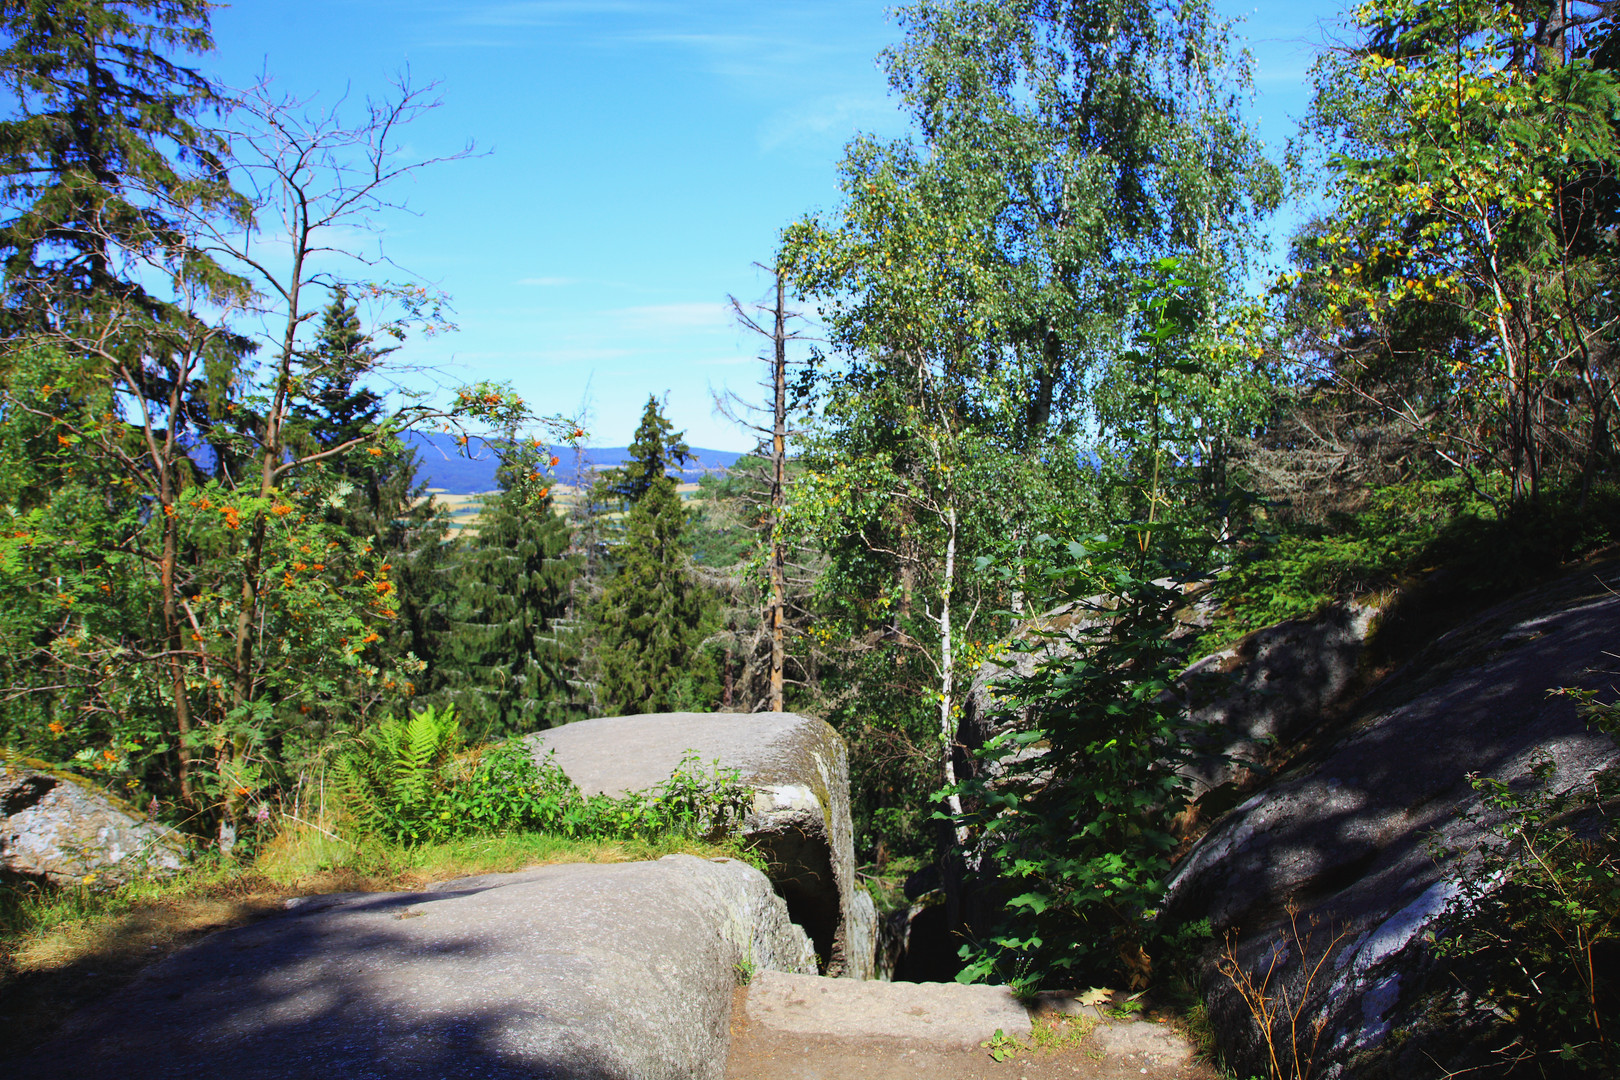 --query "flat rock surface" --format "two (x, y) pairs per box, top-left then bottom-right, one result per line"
(10, 855), (810, 1080)
(727, 976), (1211, 1080)
(1165, 559), (1620, 1078)
(528, 711), (835, 796)
(743, 970), (1032, 1046)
